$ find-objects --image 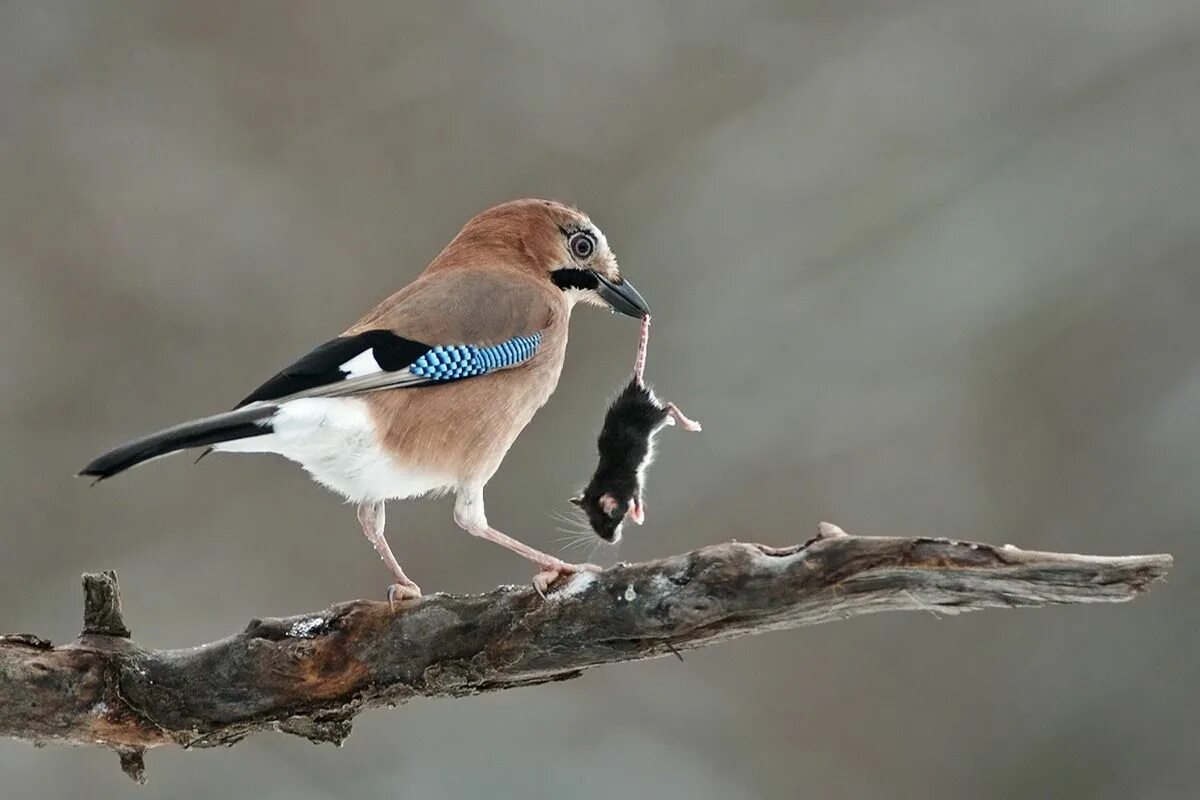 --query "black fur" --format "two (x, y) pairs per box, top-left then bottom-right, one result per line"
(572, 378), (670, 541)
(236, 330), (431, 407)
(79, 404), (278, 481)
